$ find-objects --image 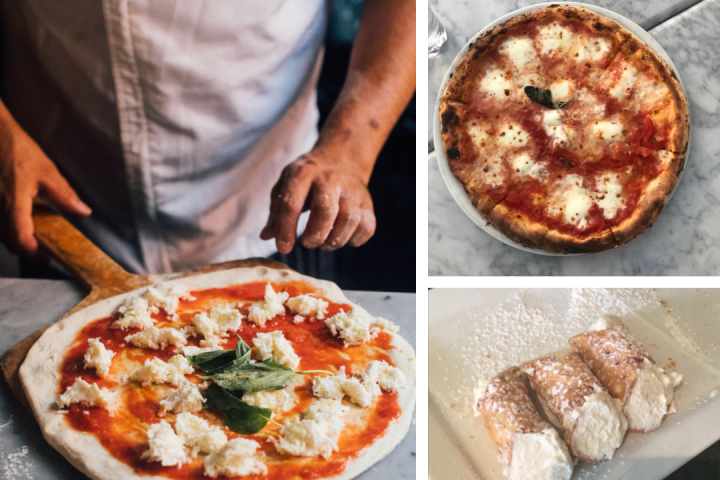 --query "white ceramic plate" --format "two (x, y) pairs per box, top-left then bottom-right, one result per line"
(429, 288), (720, 480)
(432, 2), (691, 256)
